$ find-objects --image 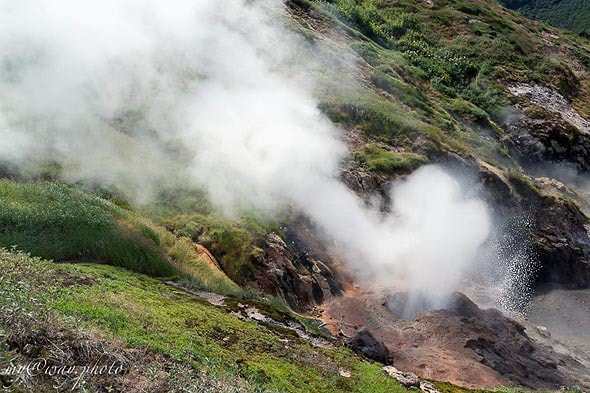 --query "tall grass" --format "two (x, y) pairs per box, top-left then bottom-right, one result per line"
(0, 180), (180, 278)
